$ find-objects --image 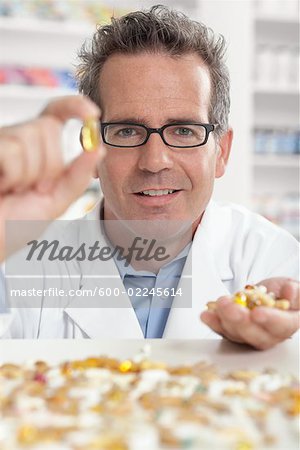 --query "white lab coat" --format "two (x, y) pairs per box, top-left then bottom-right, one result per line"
(2, 201), (299, 339)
